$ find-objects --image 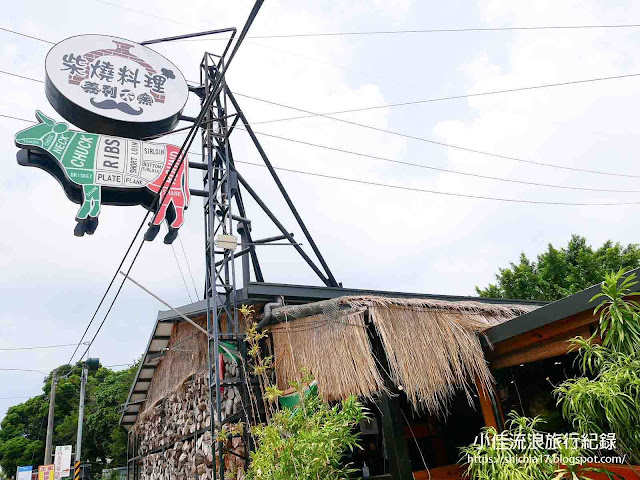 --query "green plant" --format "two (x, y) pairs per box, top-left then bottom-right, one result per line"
(555, 271), (640, 465)
(461, 413), (625, 480)
(553, 444), (624, 480)
(591, 270), (640, 355)
(555, 352), (640, 464)
(243, 305), (279, 422)
(246, 381), (366, 480)
(460, 412), (555, 480)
